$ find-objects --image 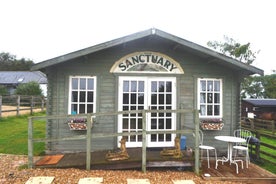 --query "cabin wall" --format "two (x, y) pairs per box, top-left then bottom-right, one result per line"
(45, 45), (241, 154)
